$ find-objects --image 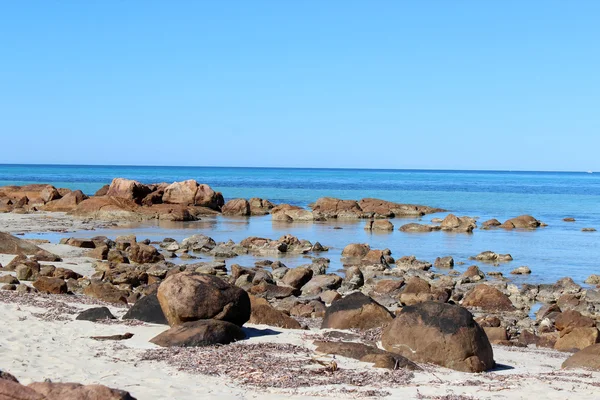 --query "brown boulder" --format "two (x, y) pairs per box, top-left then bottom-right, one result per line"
(106, 178), (151, 204)
(301, 274), (342, 295)
(127, 243), (163, 264)
(399, 276), (435, 306)
(341, 243), (370, 258)
(500, 215), (542, 229)
(157, 272), (250, 326)
(555, 310), (596, 332)
(311, 197), (363, 218)
(162, 180), (221, 210)
(281, 267), (313, 289)
(42, 190), (88, 212)
(440, 214), (476, 233)
(248, 198), (275, 215)
(83, 282), (128, 304)
(70, 196), (141, 220)
(150, 319), (245, 347)
(462, 284), (516, 312)
(221, 199), (251, 216)
(0, 232), (60, 261)
(28, 382), (135, 399)
(381, 301), (494, 372)
(0, 379), (45, 400)
(321, 292), (394, 330)
(32, 277), (68, 294)
(562, 344), (600, 370)
(358, 198), (444, 217)
(555, 327), (600, 352)
(248, 295), (301, 329)
(398, 223), (438, 233)
(364, 219), (394, 232)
